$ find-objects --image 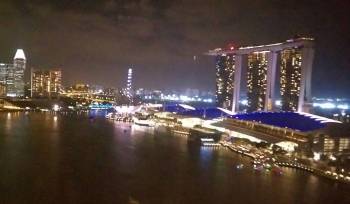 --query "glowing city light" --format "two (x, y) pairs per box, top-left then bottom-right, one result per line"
(337, 104), (349, 110)
(126, 68), (133, 102)
(313, 102), (336, 109)
(14, 49), (26, 60)
(313, 152), (321, 161)
(53, 104), (60, 111)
